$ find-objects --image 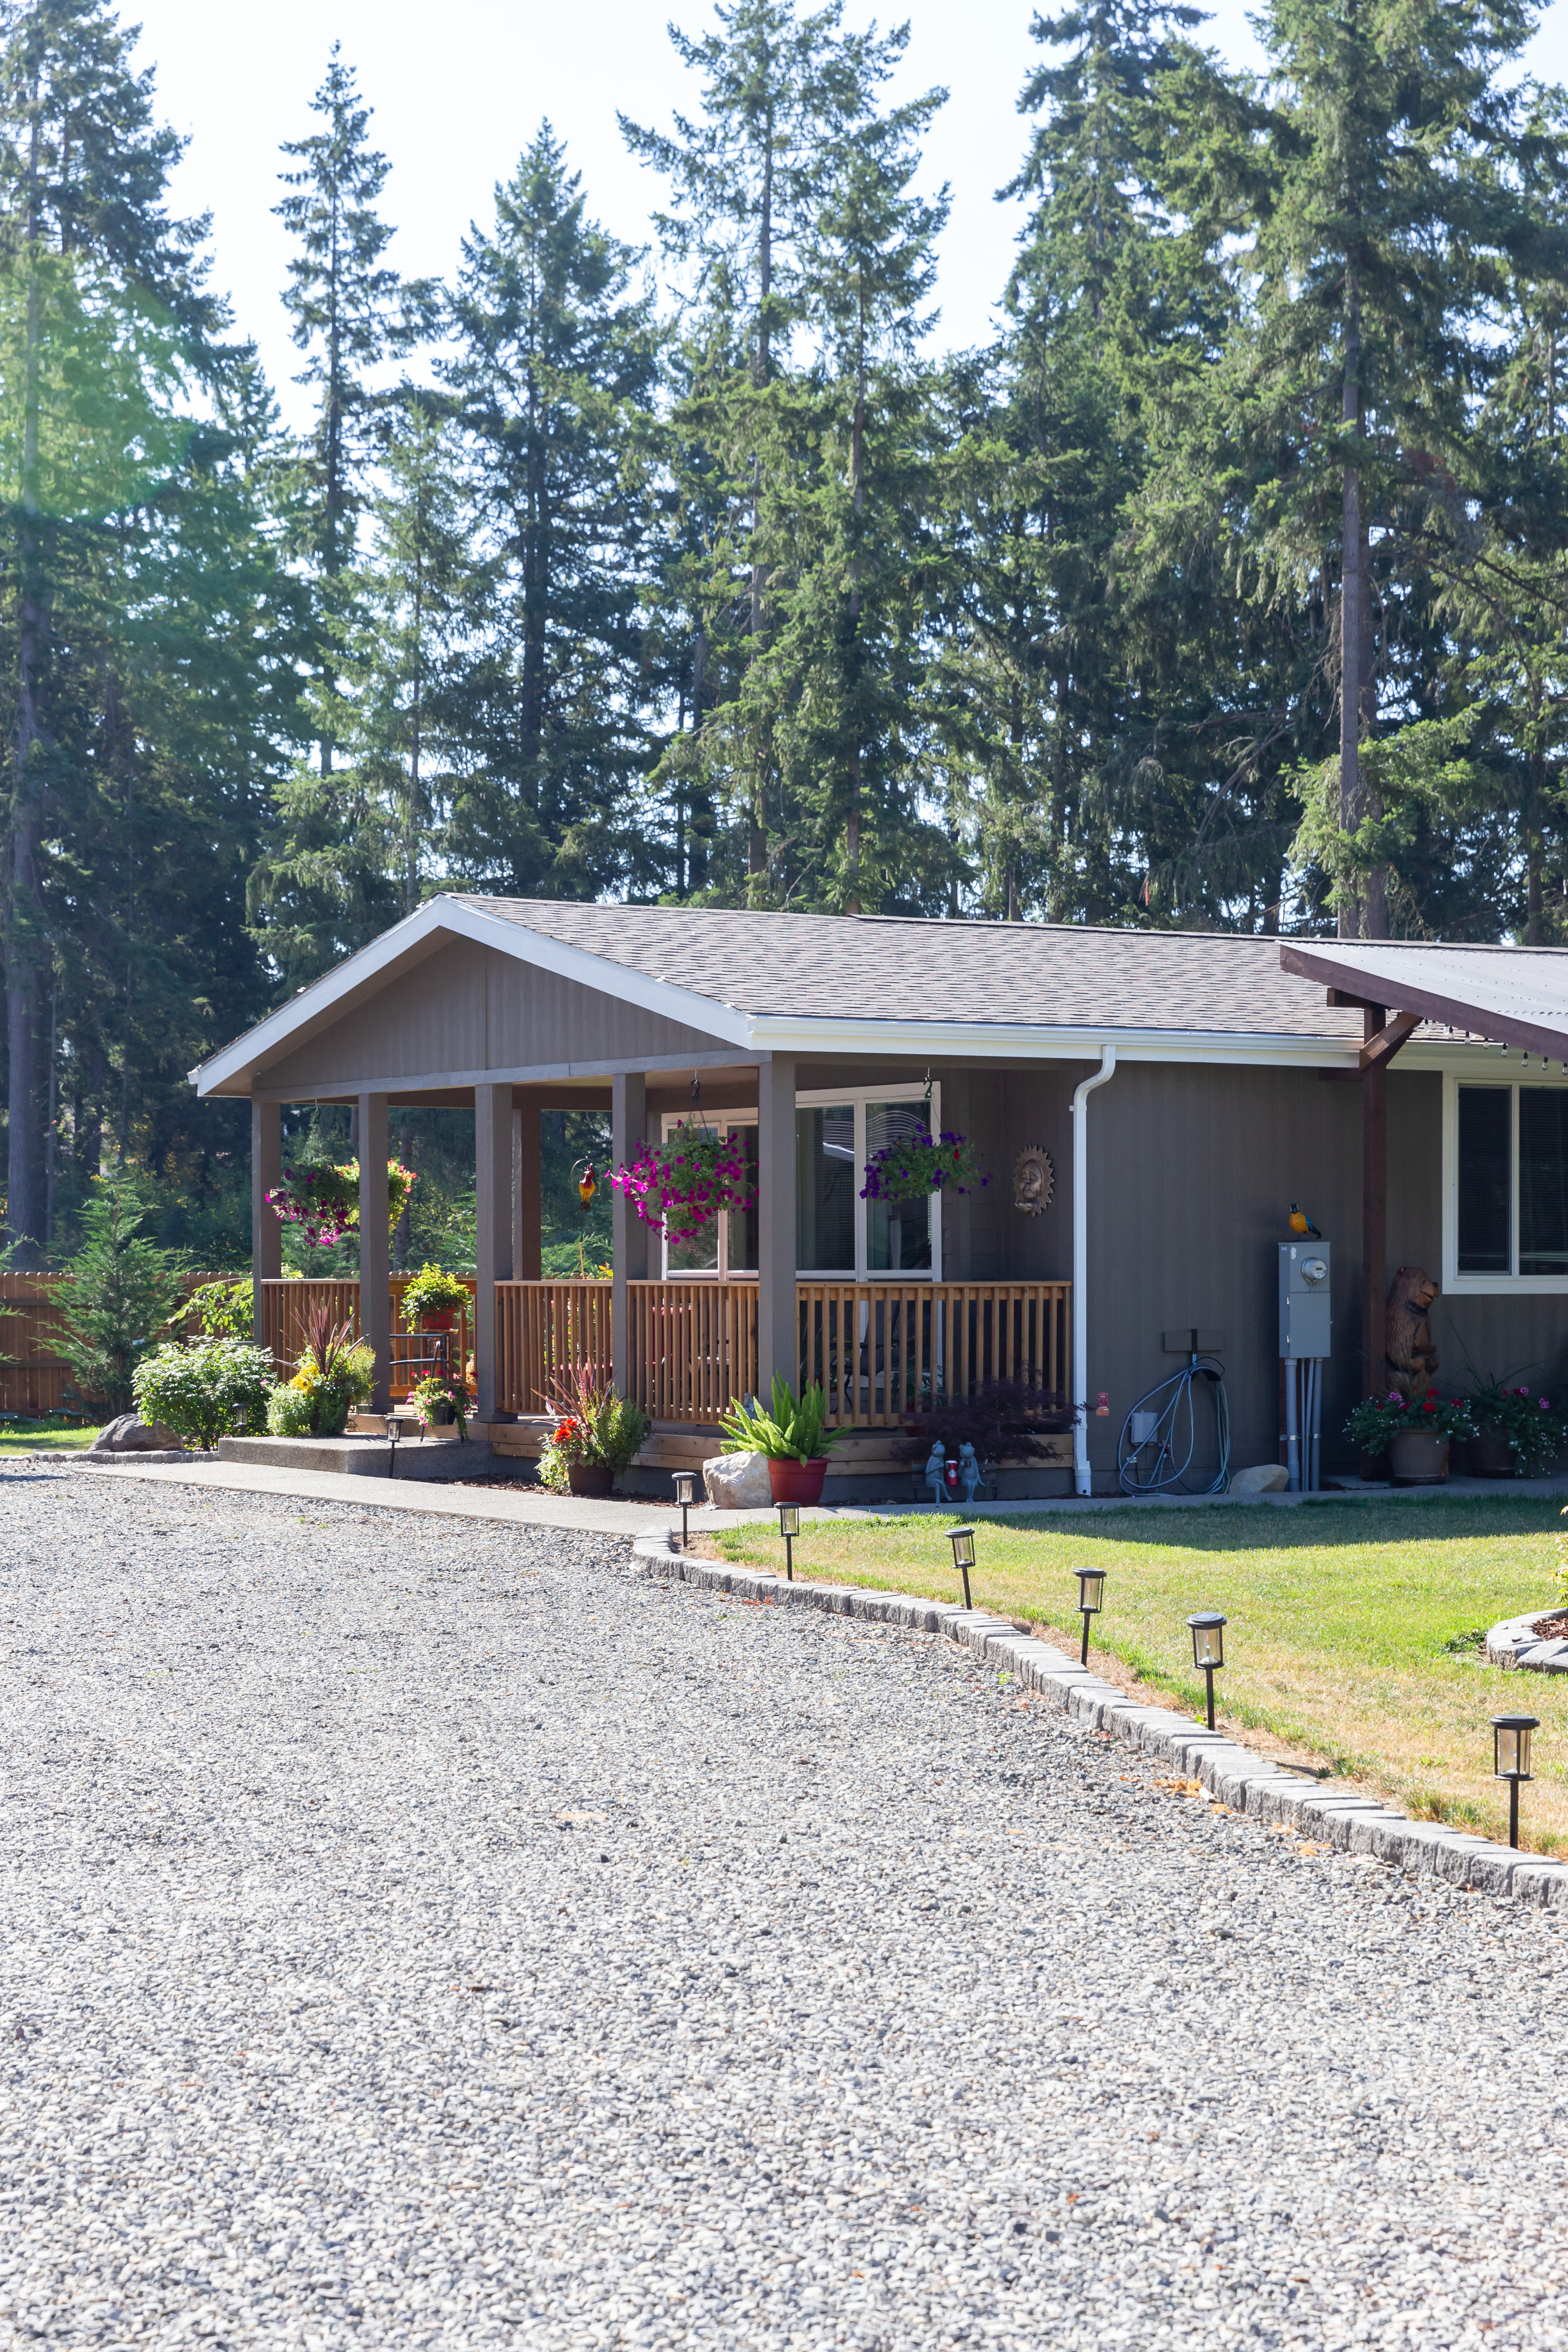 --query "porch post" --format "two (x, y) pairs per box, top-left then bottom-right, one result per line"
(611, 1072), (647, 1398)
(358, 1093), (390, 1413)
(251, 1099), (281, 1347)
(1361, 1003), (1387, 1399)
(476, 1082), (513, 1419)
(757, 1054), (797, 1398)
(513, 1101), (542, 1282)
